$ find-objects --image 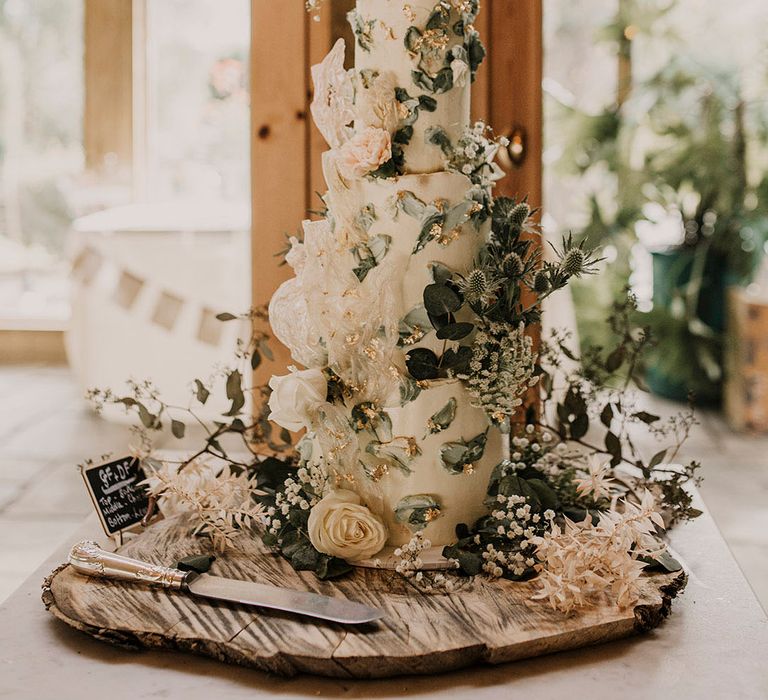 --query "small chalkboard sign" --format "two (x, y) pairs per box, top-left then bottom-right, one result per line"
(80, 457), (153, 537)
